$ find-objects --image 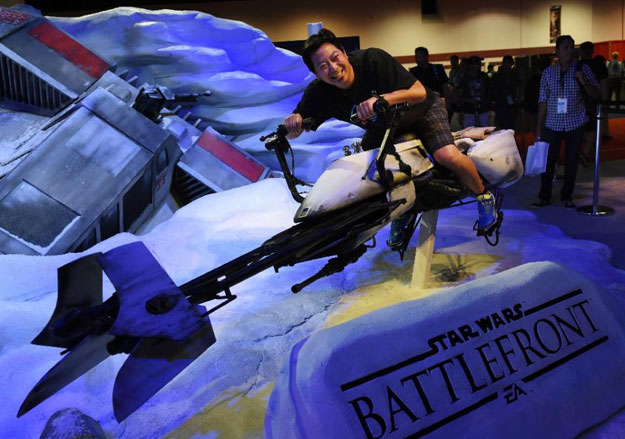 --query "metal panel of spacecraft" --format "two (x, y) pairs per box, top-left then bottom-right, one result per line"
(0, 80), (182, 256)
(0, 7), (272, 256)
(0, 7), (112, 115)
(173, 127), (272, 204)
